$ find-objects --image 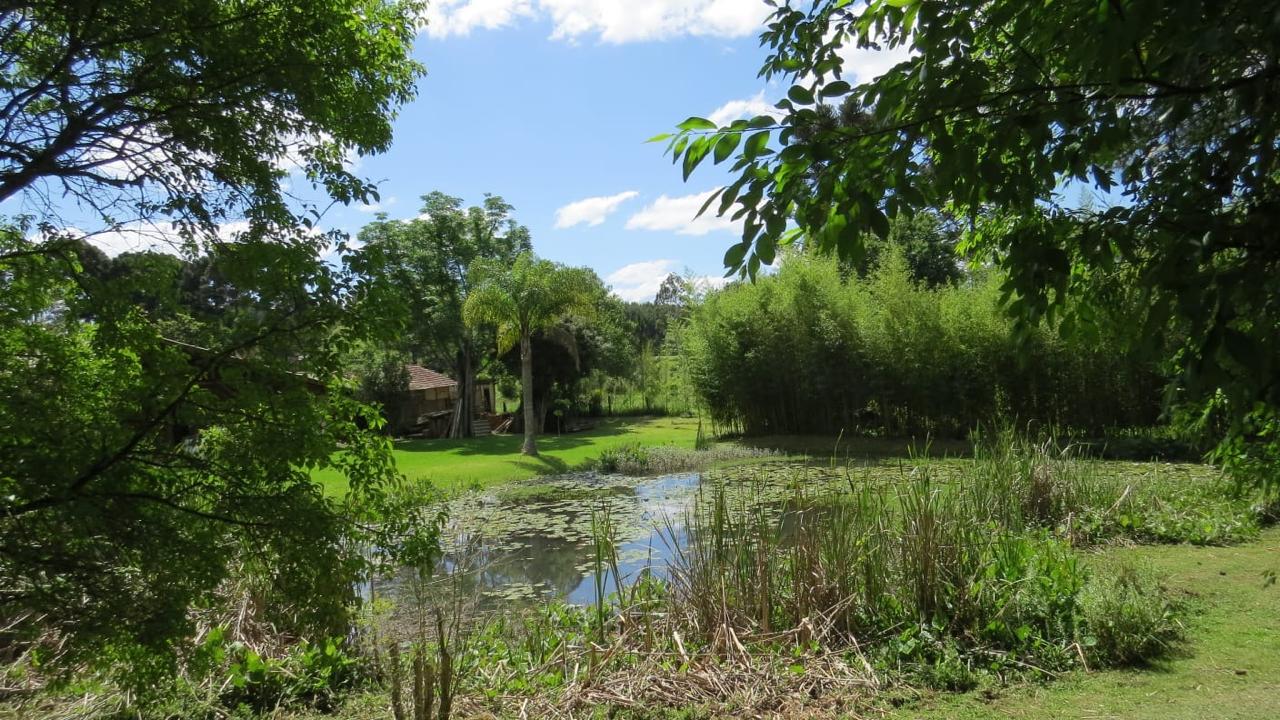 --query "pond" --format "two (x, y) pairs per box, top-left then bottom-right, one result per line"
(369, 461), (859, 609)
(365, 455), (1218, 616)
